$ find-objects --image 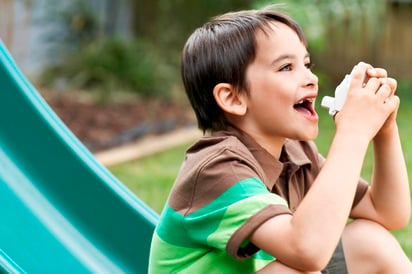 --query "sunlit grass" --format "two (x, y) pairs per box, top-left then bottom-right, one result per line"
(109, 98), (412, 258)
(110, 144), (188, 213)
